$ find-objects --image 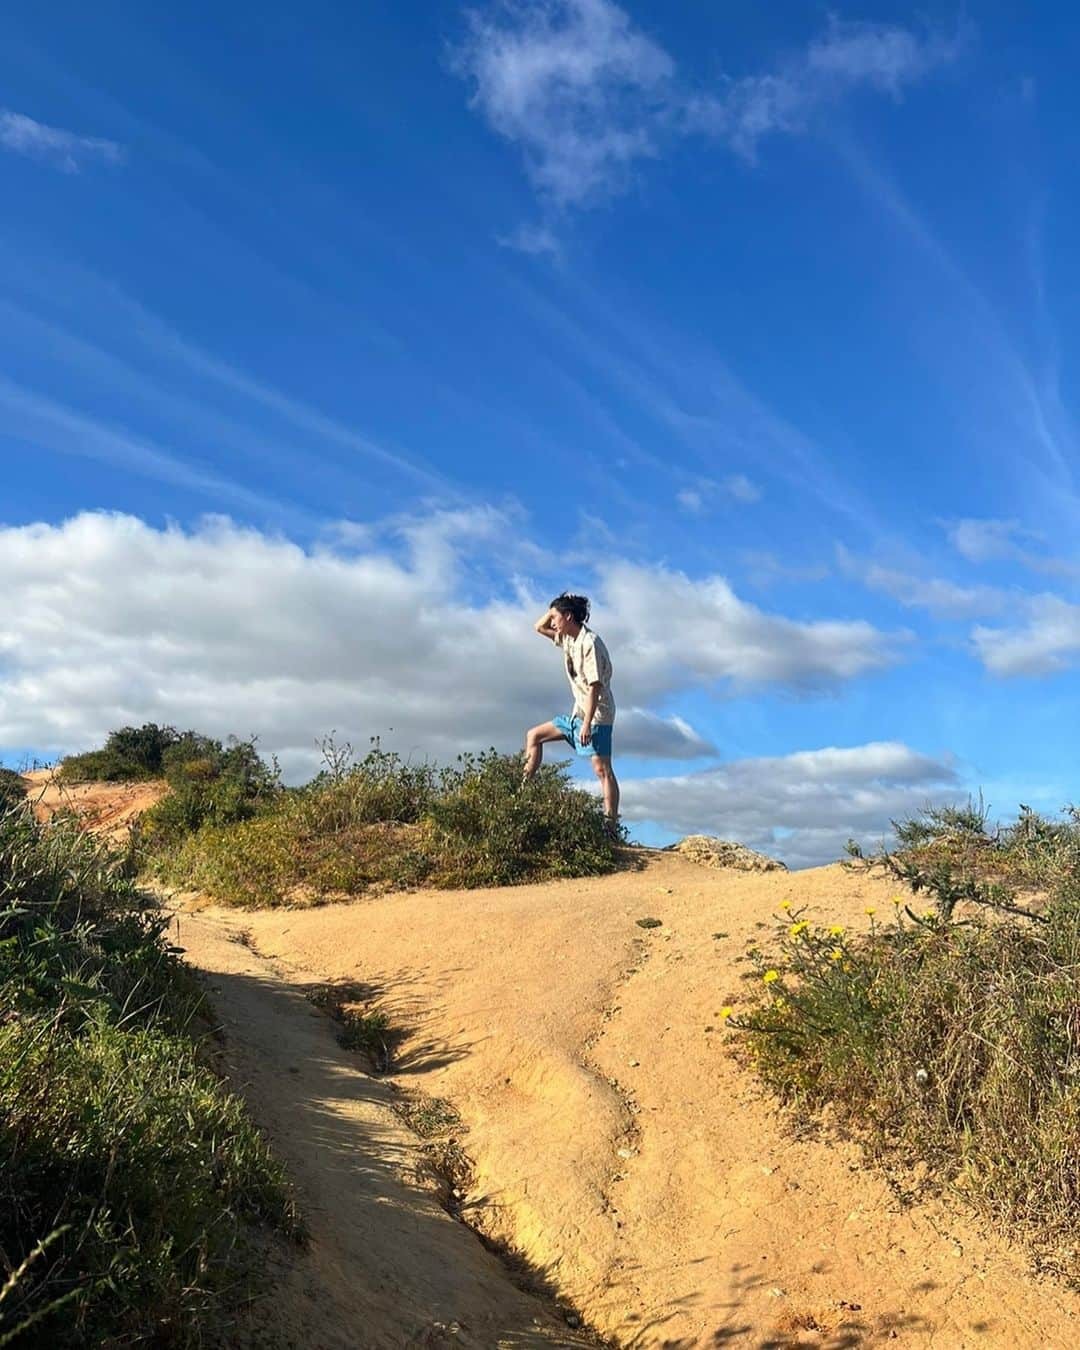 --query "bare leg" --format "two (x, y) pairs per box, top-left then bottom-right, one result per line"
(523, 722), (566, 780)
(592, 756), (620, 821)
